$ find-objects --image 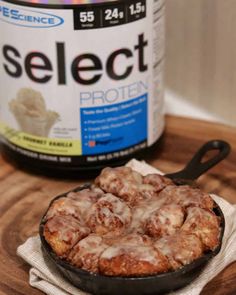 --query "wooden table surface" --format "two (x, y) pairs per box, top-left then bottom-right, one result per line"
(0, 115), (236, 295)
